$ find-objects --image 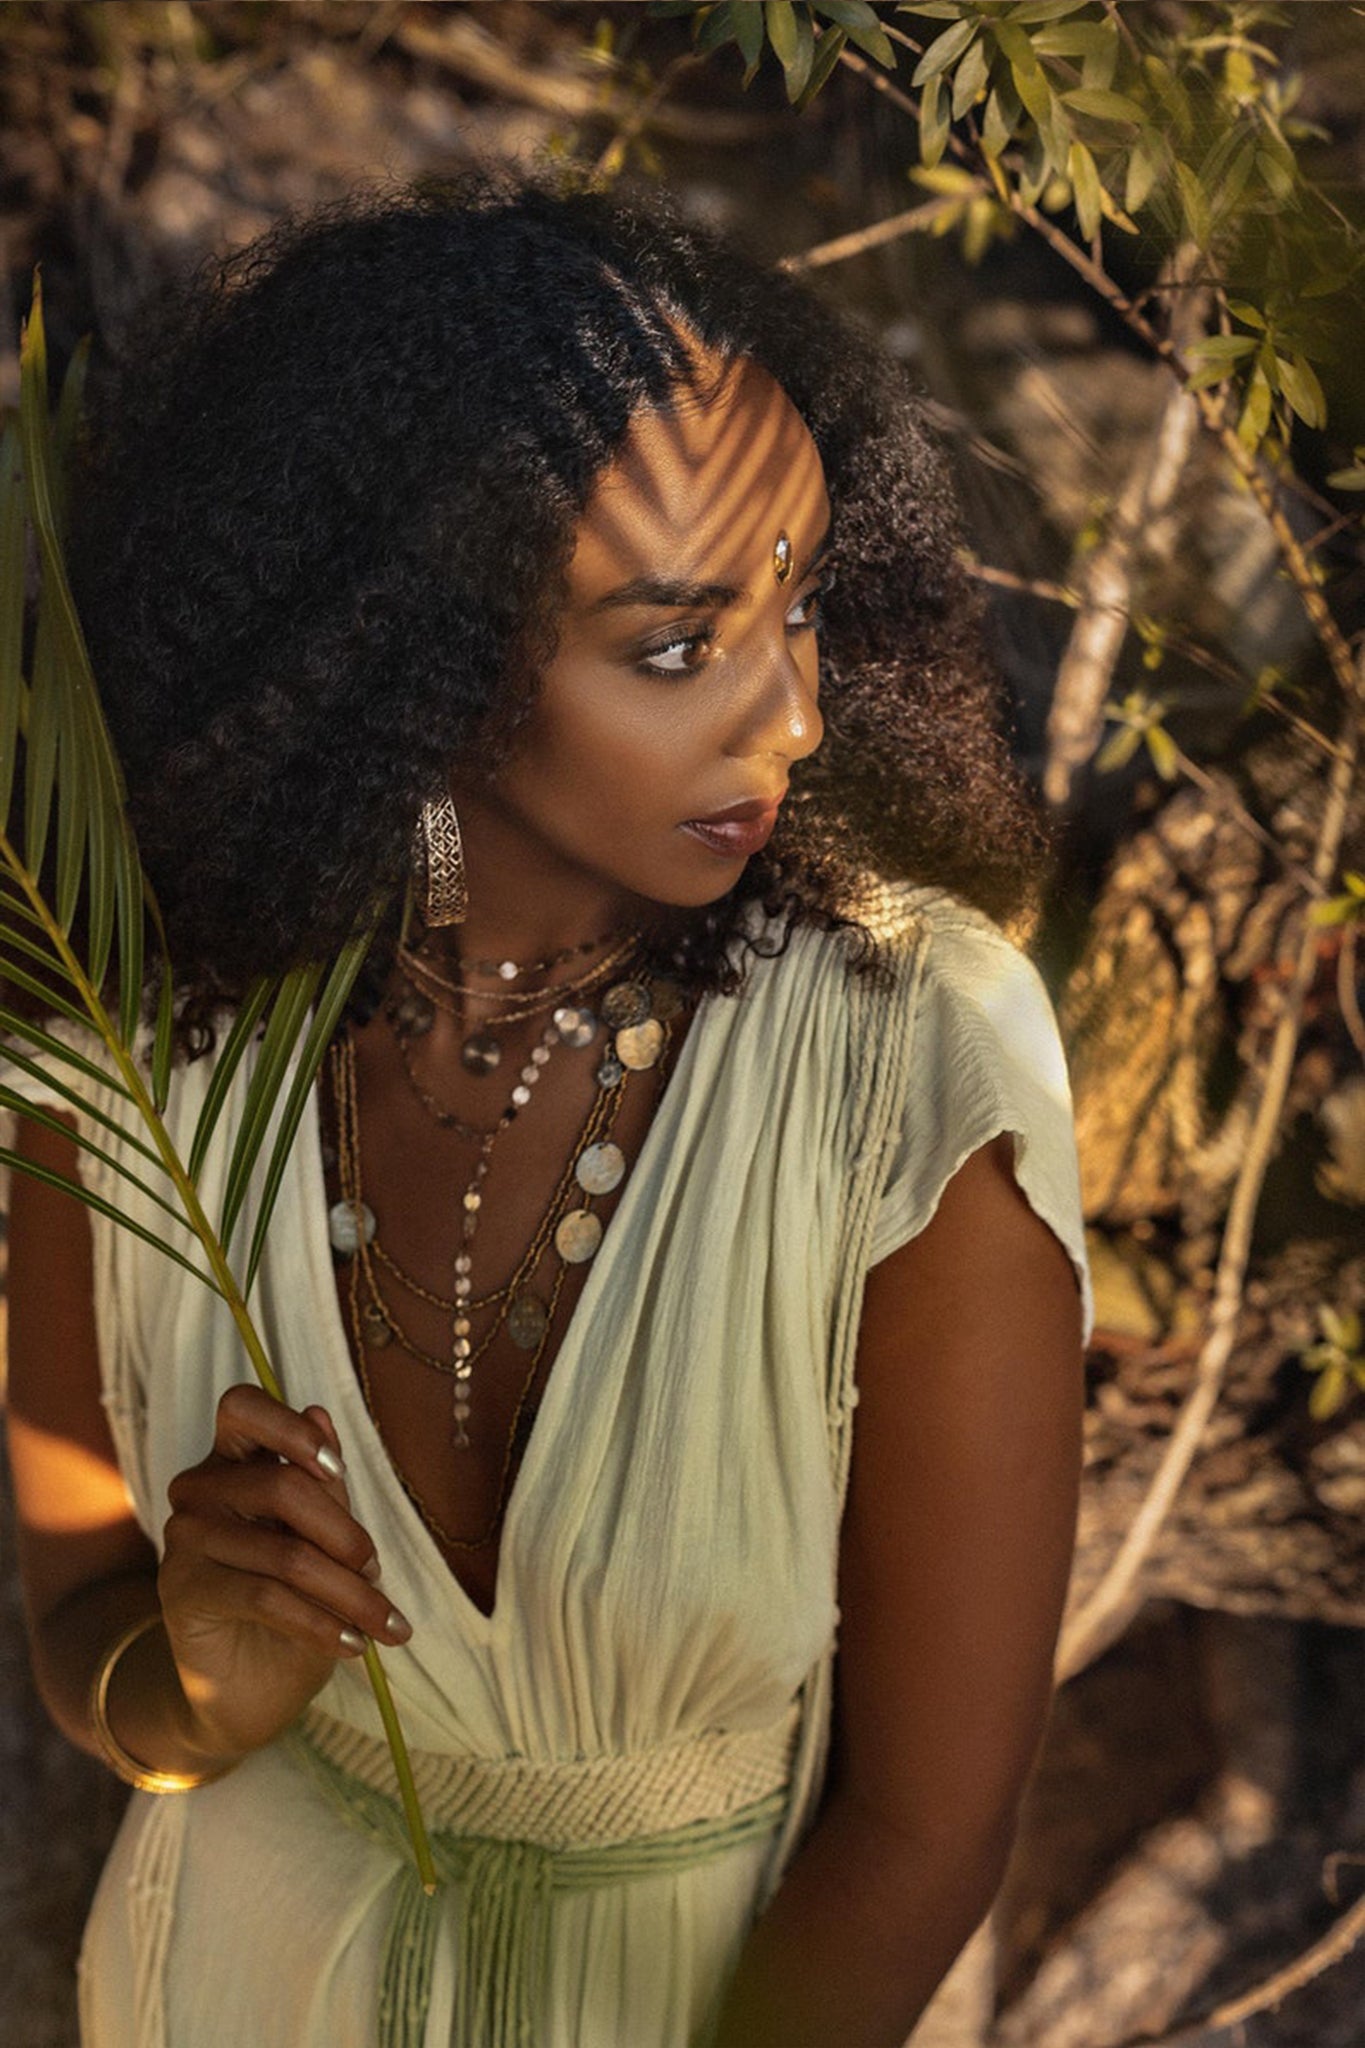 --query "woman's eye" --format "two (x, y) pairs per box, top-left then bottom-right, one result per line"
(787, 574), (832, 632)
(638, 629), (713, 677)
